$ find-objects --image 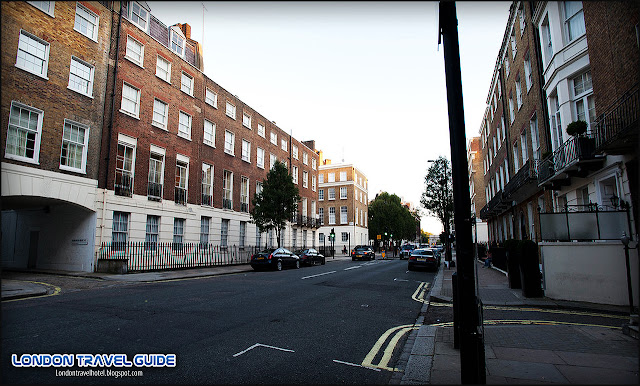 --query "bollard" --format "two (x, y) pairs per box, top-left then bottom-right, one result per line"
(452, 271), (459, 349)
